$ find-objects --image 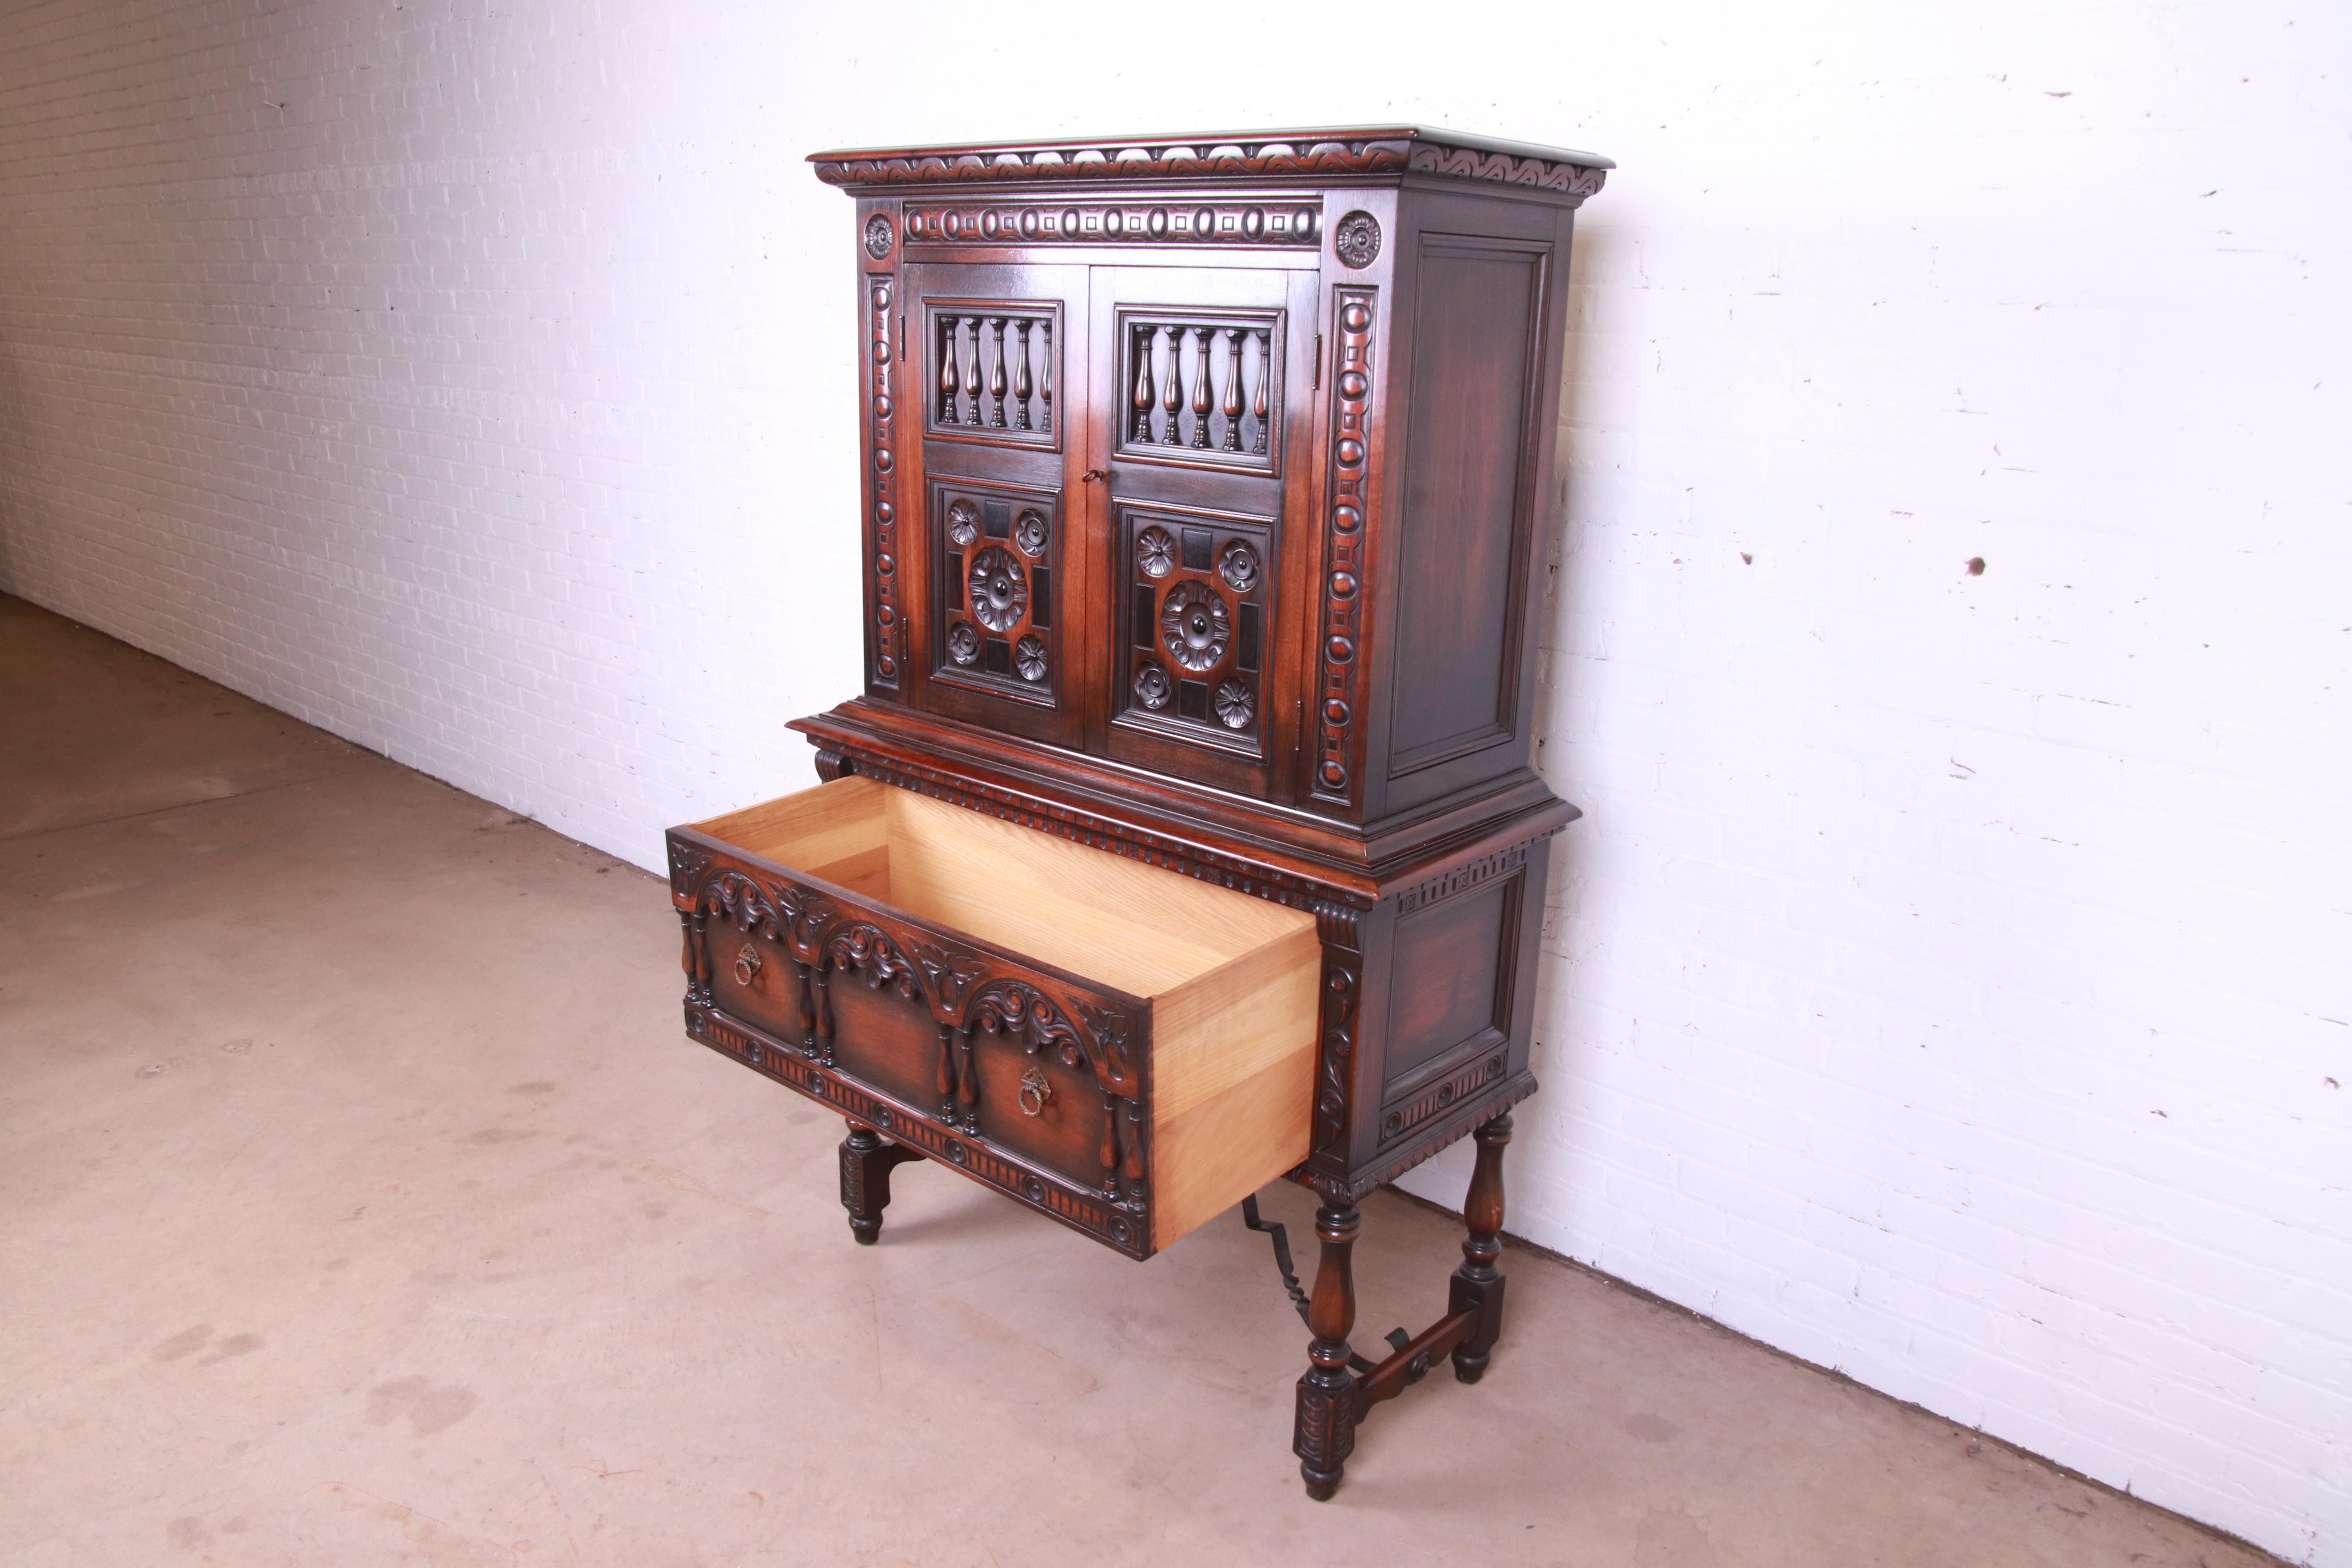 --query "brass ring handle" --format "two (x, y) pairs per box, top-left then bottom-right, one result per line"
(1018, 1064), (1053, 1116)
(733, 943), (763, 986)
(1079, 468), (1108, 483)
